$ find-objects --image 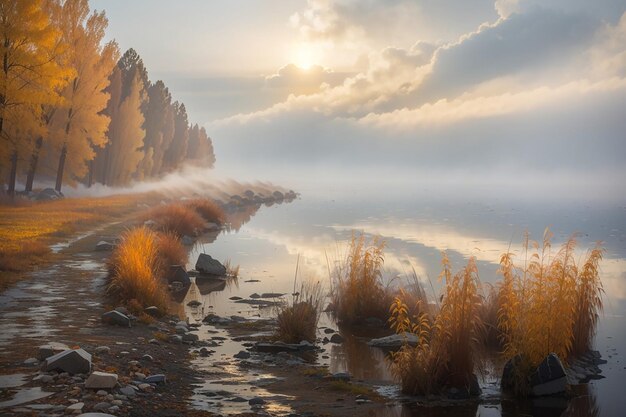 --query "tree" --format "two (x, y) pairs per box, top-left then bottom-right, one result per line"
(0, 0), (70, 193)
(186, 123), (215, 168)
(30, 0), (118, 192)
(163, 101), (188, 171)
(140, 80), (173, 178)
